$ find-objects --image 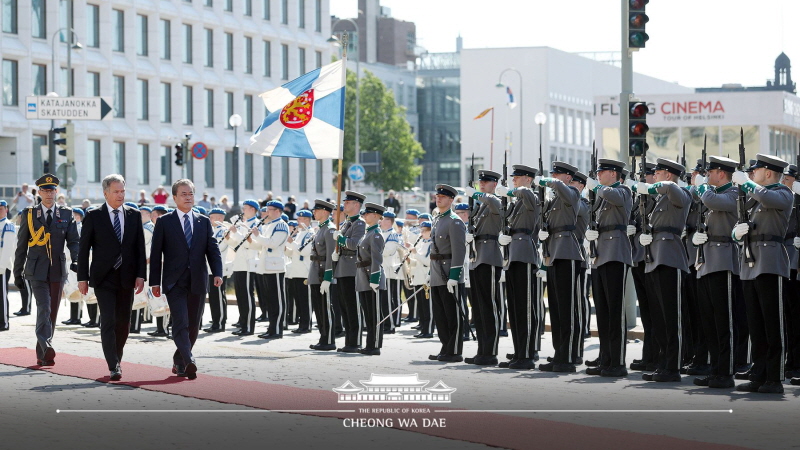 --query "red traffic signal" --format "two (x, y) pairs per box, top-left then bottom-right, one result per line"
(628, 101), (649, 157)
(630, 102), (649, 118)
(630, 122), (649, 136)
